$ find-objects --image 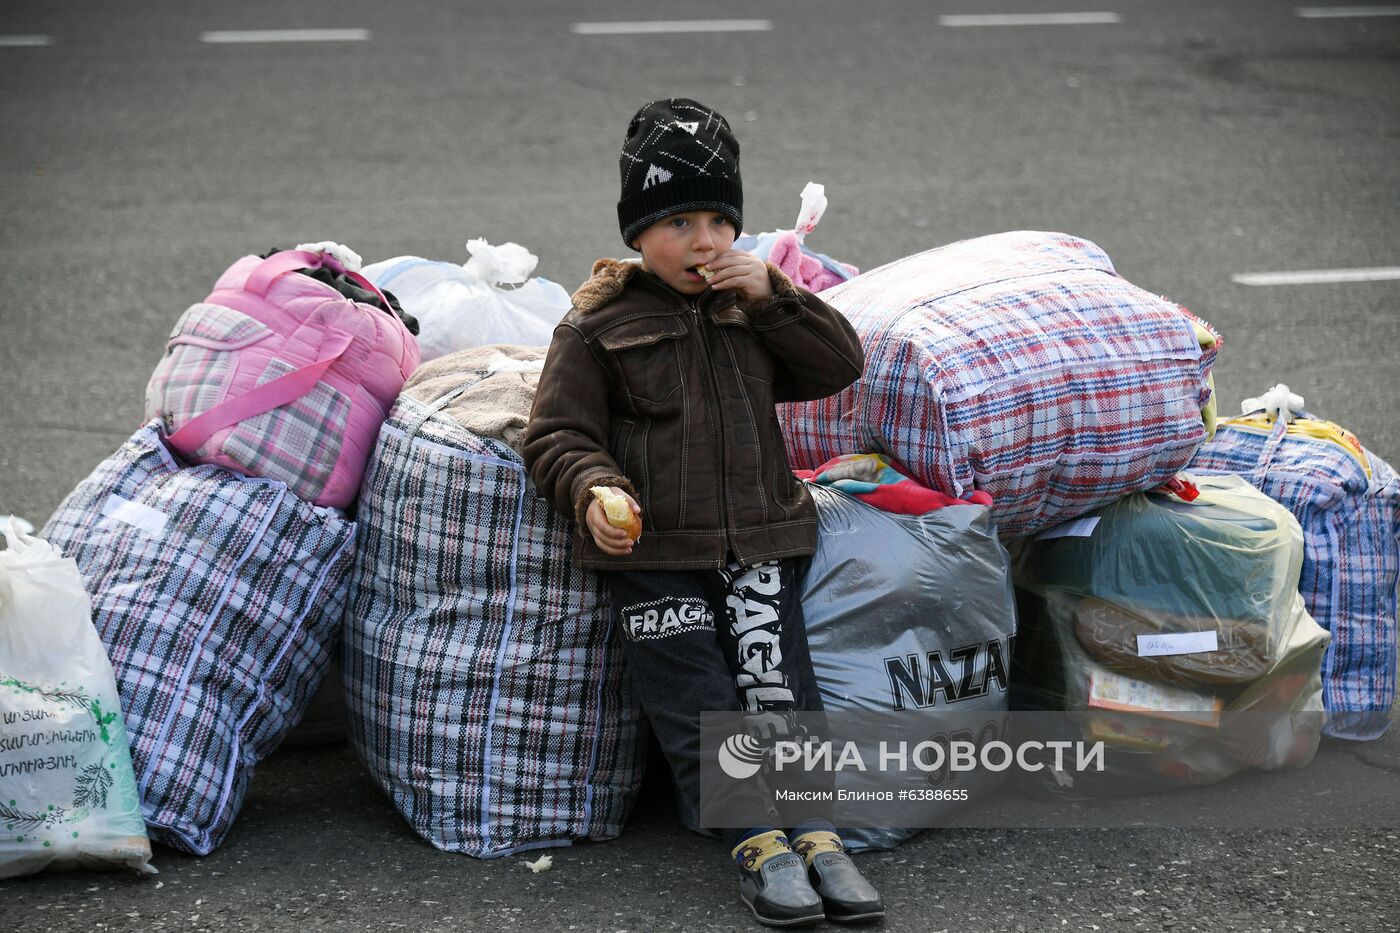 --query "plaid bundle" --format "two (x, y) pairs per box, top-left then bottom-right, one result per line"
(40, 421), (356, 853)
(1189, 414), (1400, 740)
(343, 389), (645, 858)
(779, 231), (1219, 538)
